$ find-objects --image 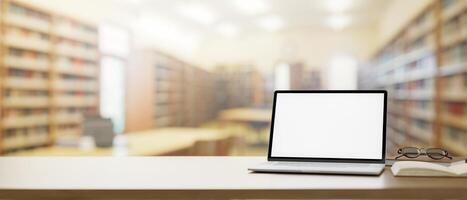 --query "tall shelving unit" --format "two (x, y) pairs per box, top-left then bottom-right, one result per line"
(153, 53), (186, 127)
(51, 14), (99, 141)
(358, 0), (467, 156)
(0, 0), (5, 152)
(1, 0), (53, 152)
(0, 0), (100, 154)
(214, 65), (265, 109)
(438, 0), (467, 155)
(125, 50), (219, 132)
